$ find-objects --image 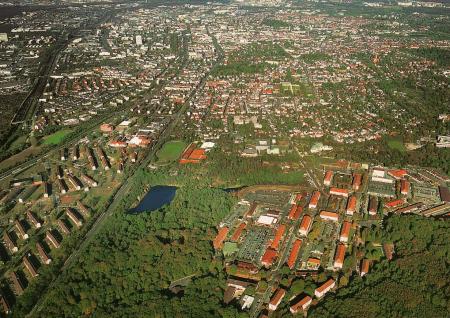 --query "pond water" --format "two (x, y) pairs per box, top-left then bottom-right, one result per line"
(130, 186), (177, 214)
